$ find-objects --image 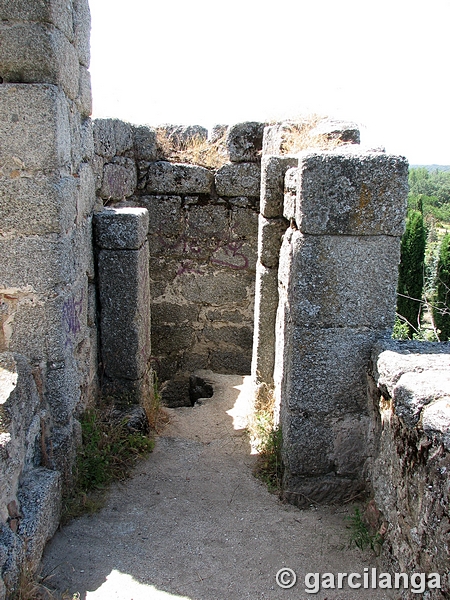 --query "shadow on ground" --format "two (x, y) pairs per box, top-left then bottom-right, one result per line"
(41, 372), (389, 600)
